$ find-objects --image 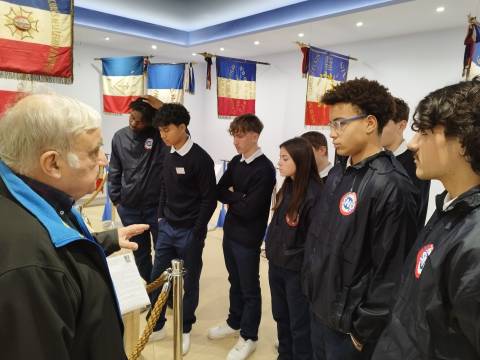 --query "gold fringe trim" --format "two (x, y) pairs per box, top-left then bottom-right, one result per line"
(0, 71), (73, 85)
